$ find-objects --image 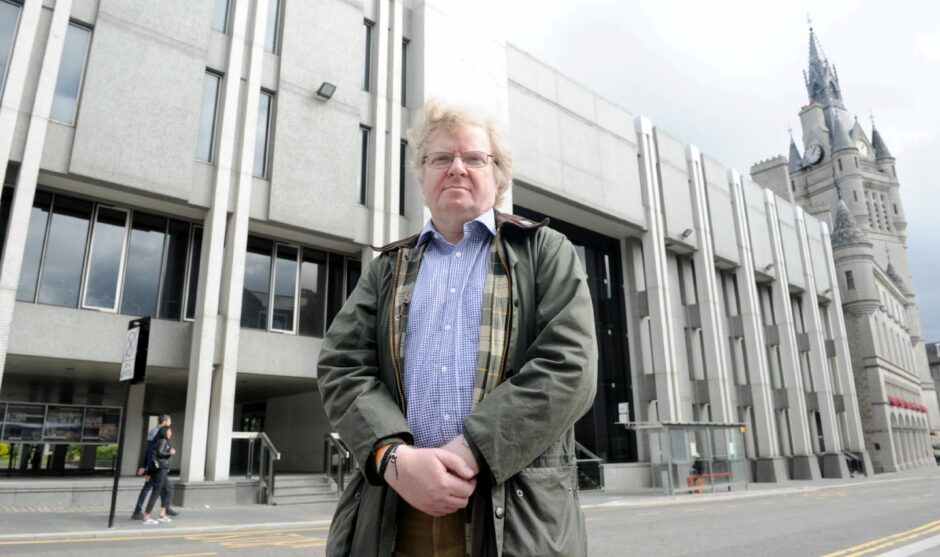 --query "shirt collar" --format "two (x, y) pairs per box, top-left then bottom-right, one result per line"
(417, 209), (497, 246)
